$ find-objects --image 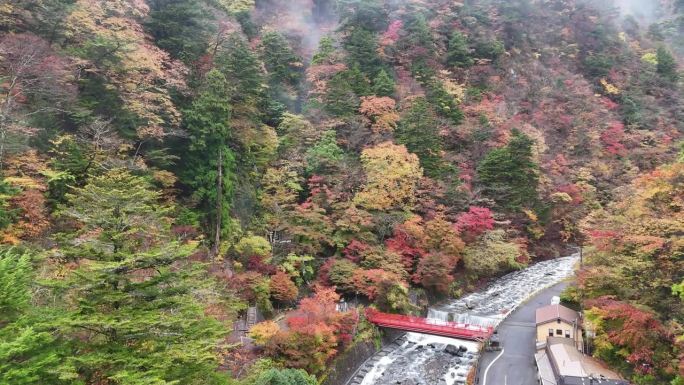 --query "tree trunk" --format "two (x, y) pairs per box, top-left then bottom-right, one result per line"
(213, 149), (223, 257)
